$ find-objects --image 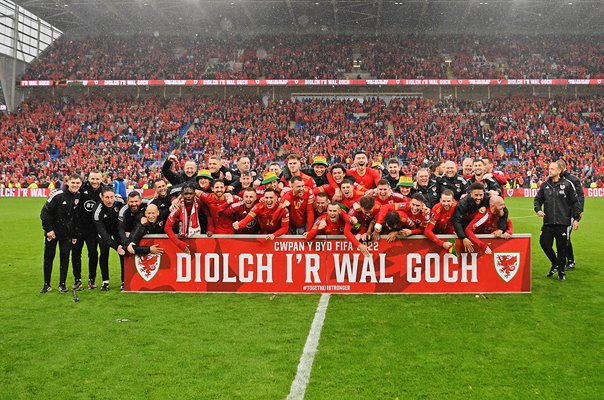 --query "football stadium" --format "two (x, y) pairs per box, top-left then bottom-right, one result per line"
(0, 0), (603, 398)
